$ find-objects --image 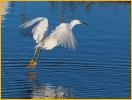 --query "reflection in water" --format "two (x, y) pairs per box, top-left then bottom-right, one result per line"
(60, 3), (65, 23)
(85, 2), (92, 12)
(2, 2), (9, 21)
(49, 2), (130, 23)
(27, 71), (71, 98)
(49, 2), (92, 23)
(21, 3), (28, 24)
(19, 3), (31, 37)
